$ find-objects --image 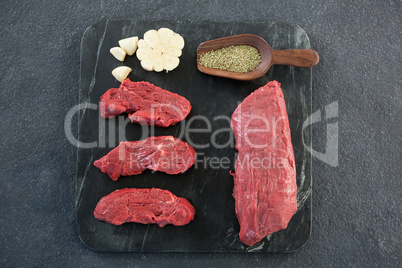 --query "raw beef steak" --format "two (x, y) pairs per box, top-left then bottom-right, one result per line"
(94, 188), (196, 227)
(99, 79), (191, 127)
(94, 136), (196, 181)
(230, 81), (297, 247)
